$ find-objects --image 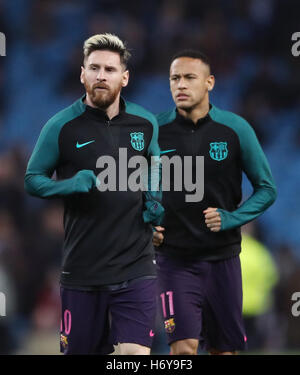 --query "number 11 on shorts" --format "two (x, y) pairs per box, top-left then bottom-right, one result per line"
(160, 291), (174, 318)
